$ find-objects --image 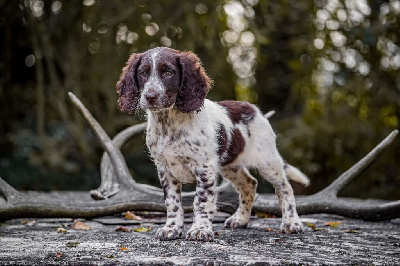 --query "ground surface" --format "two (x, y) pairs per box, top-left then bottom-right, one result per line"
(1, 212), (400, 265)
